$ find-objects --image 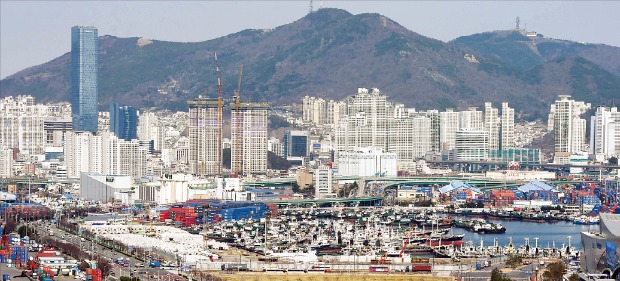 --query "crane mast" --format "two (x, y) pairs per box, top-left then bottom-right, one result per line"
(214, 53), (223, 175)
